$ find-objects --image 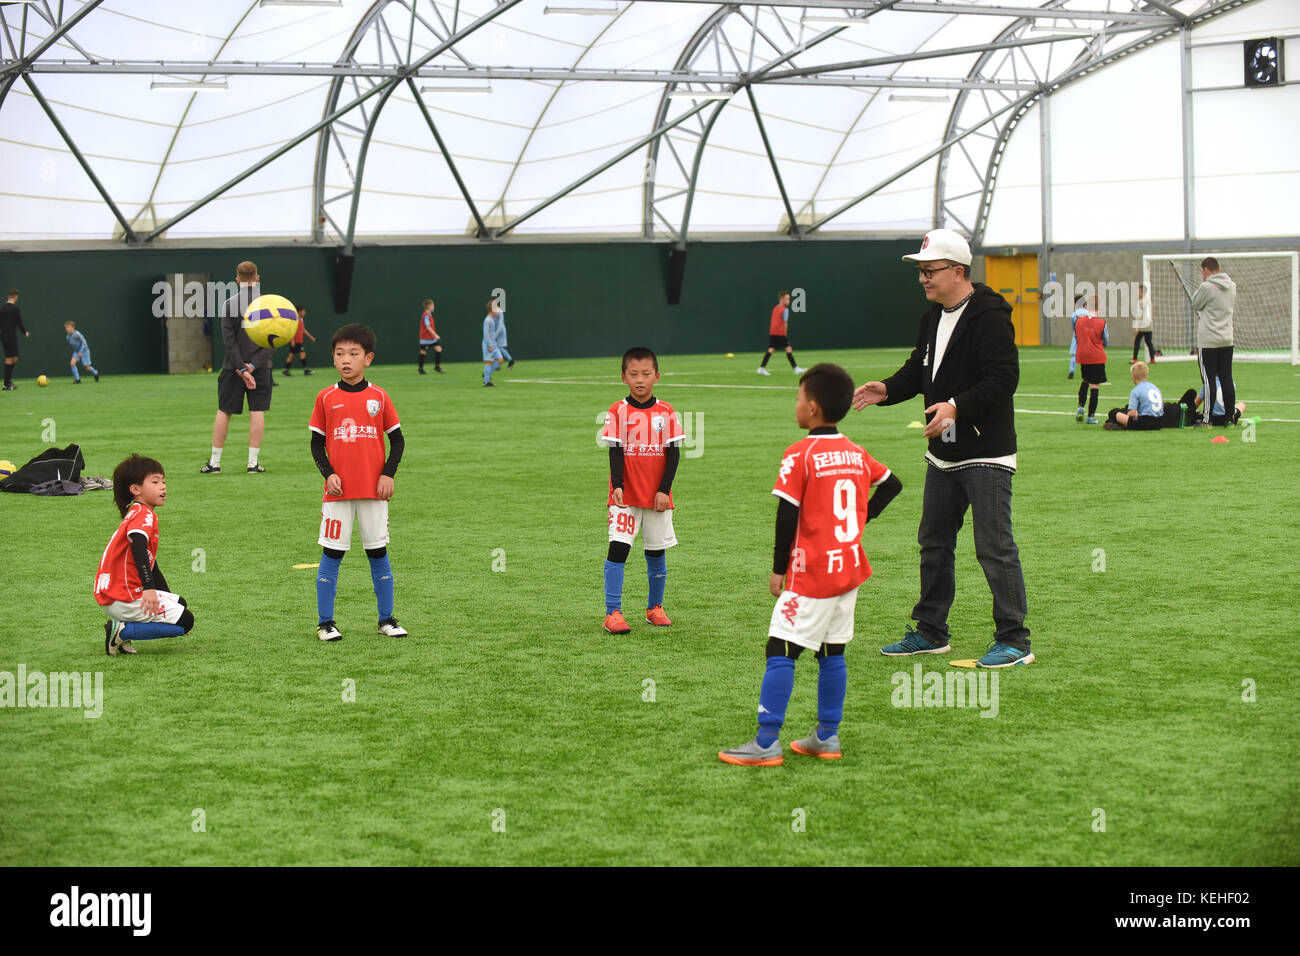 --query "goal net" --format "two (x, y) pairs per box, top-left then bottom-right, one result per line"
(1142, 252), (1299, 364)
